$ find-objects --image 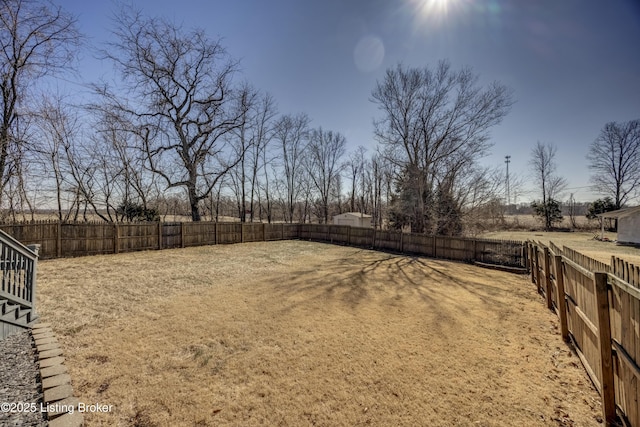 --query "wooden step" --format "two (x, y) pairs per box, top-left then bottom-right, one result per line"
(1, 309), (20, 322)
(27, 312), (39, 325)
(1, 301), (18, 316)
(0, 302), (33, 328)
(16, 307), (31, 323)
